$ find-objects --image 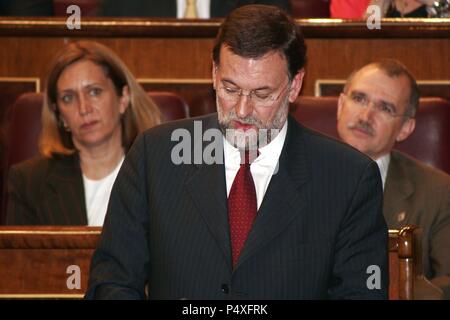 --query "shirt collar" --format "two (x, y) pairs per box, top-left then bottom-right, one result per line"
(223, 120), (288, 169)
(375, 153), (391, 190)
